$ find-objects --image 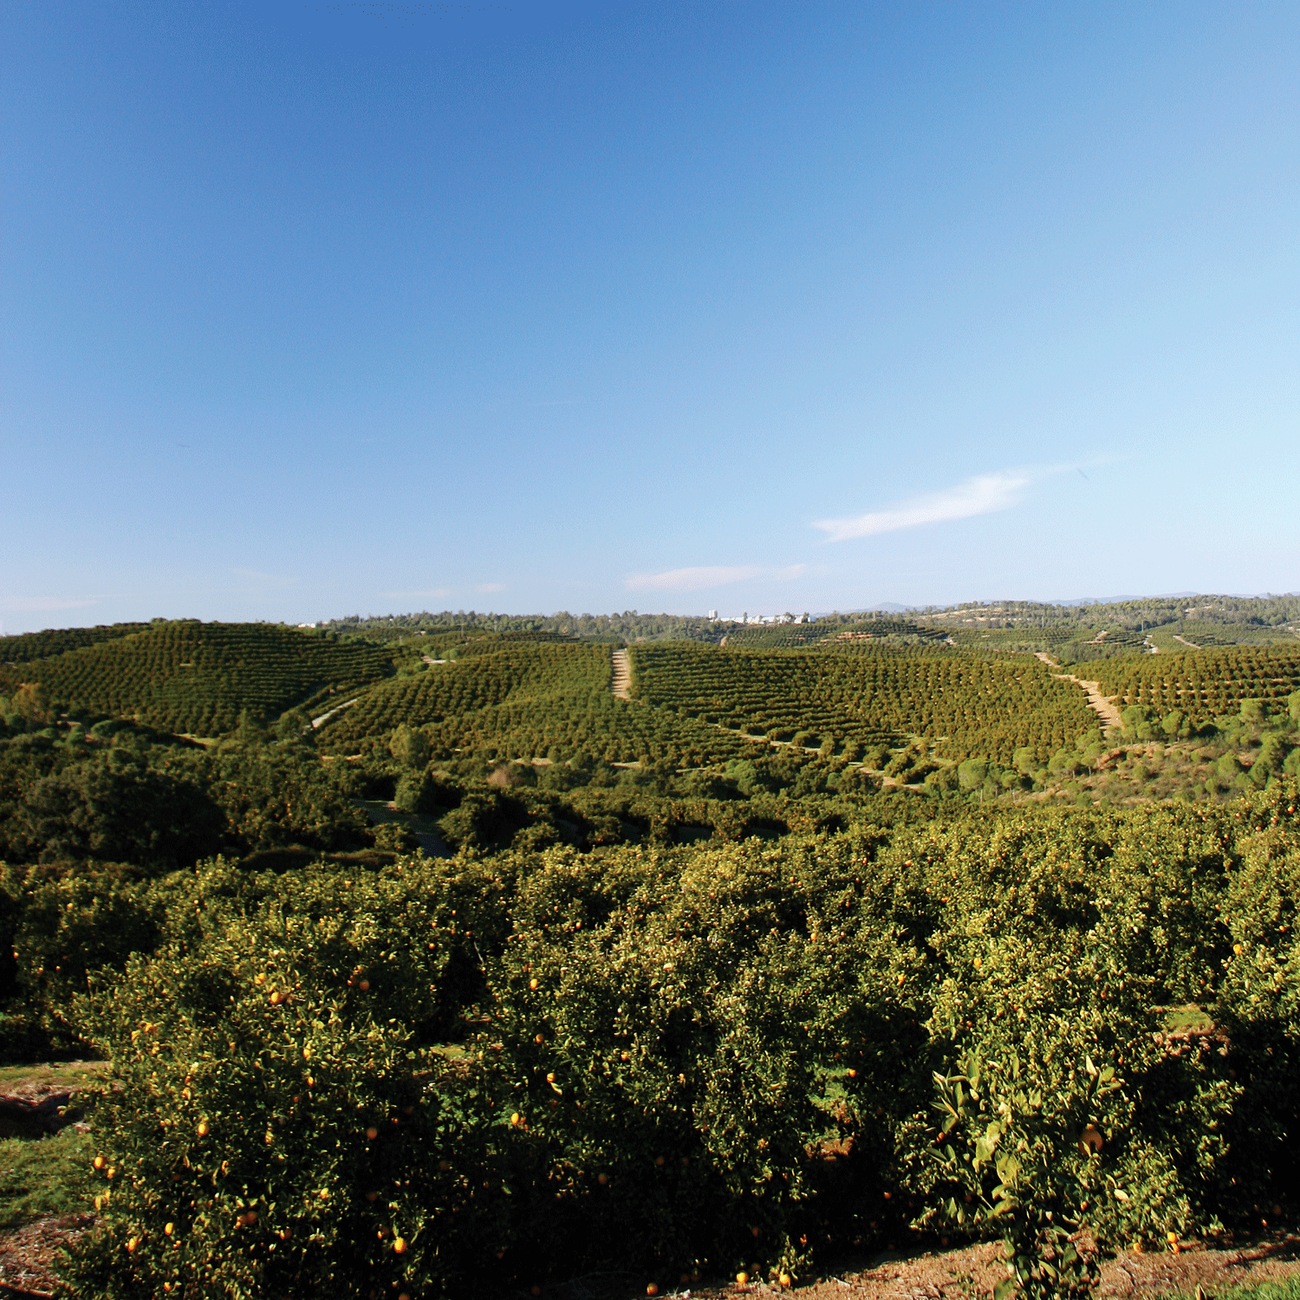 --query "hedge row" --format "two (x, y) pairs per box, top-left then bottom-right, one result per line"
(27, 779), (1298, 1298)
